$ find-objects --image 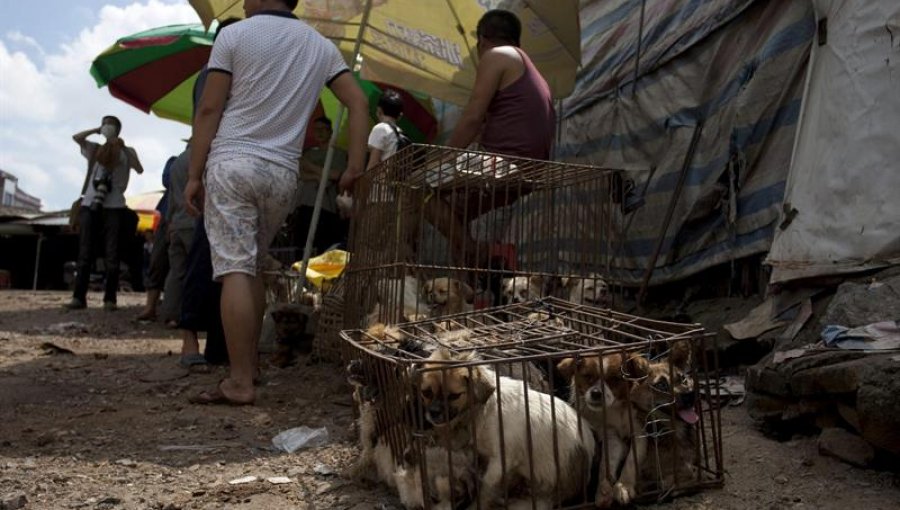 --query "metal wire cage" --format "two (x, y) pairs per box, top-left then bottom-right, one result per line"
(341, 298), (723, 509)
(344, 144), (632, 331)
